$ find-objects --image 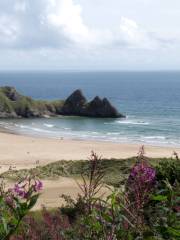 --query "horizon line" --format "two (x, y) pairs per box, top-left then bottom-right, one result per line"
(0, 69), (180, 73)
